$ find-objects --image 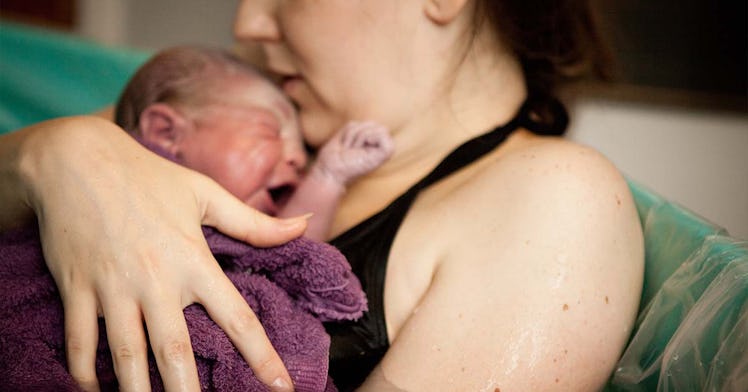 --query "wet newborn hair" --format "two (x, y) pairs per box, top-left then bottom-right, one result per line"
(115, 46), (262, 136)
